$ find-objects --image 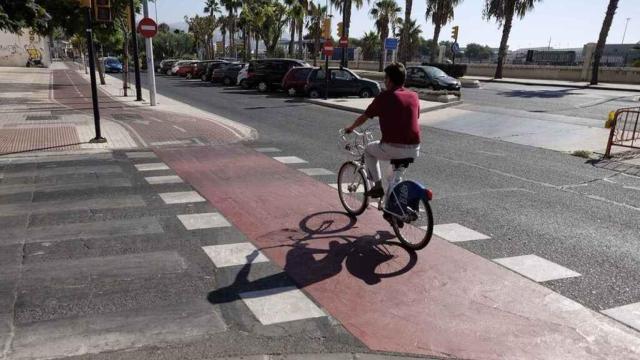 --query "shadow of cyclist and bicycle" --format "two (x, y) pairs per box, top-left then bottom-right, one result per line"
(207, 211), (418, 305)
